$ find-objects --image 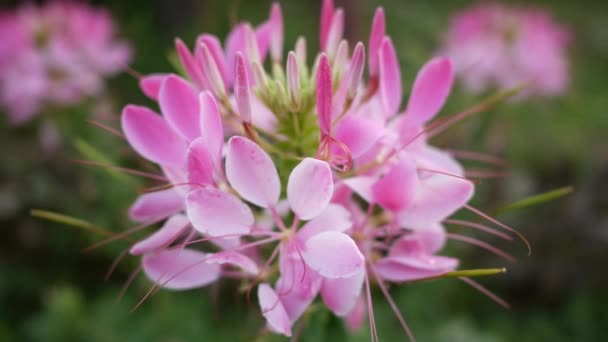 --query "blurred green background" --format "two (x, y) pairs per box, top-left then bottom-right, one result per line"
(1, 0), (607, 341)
